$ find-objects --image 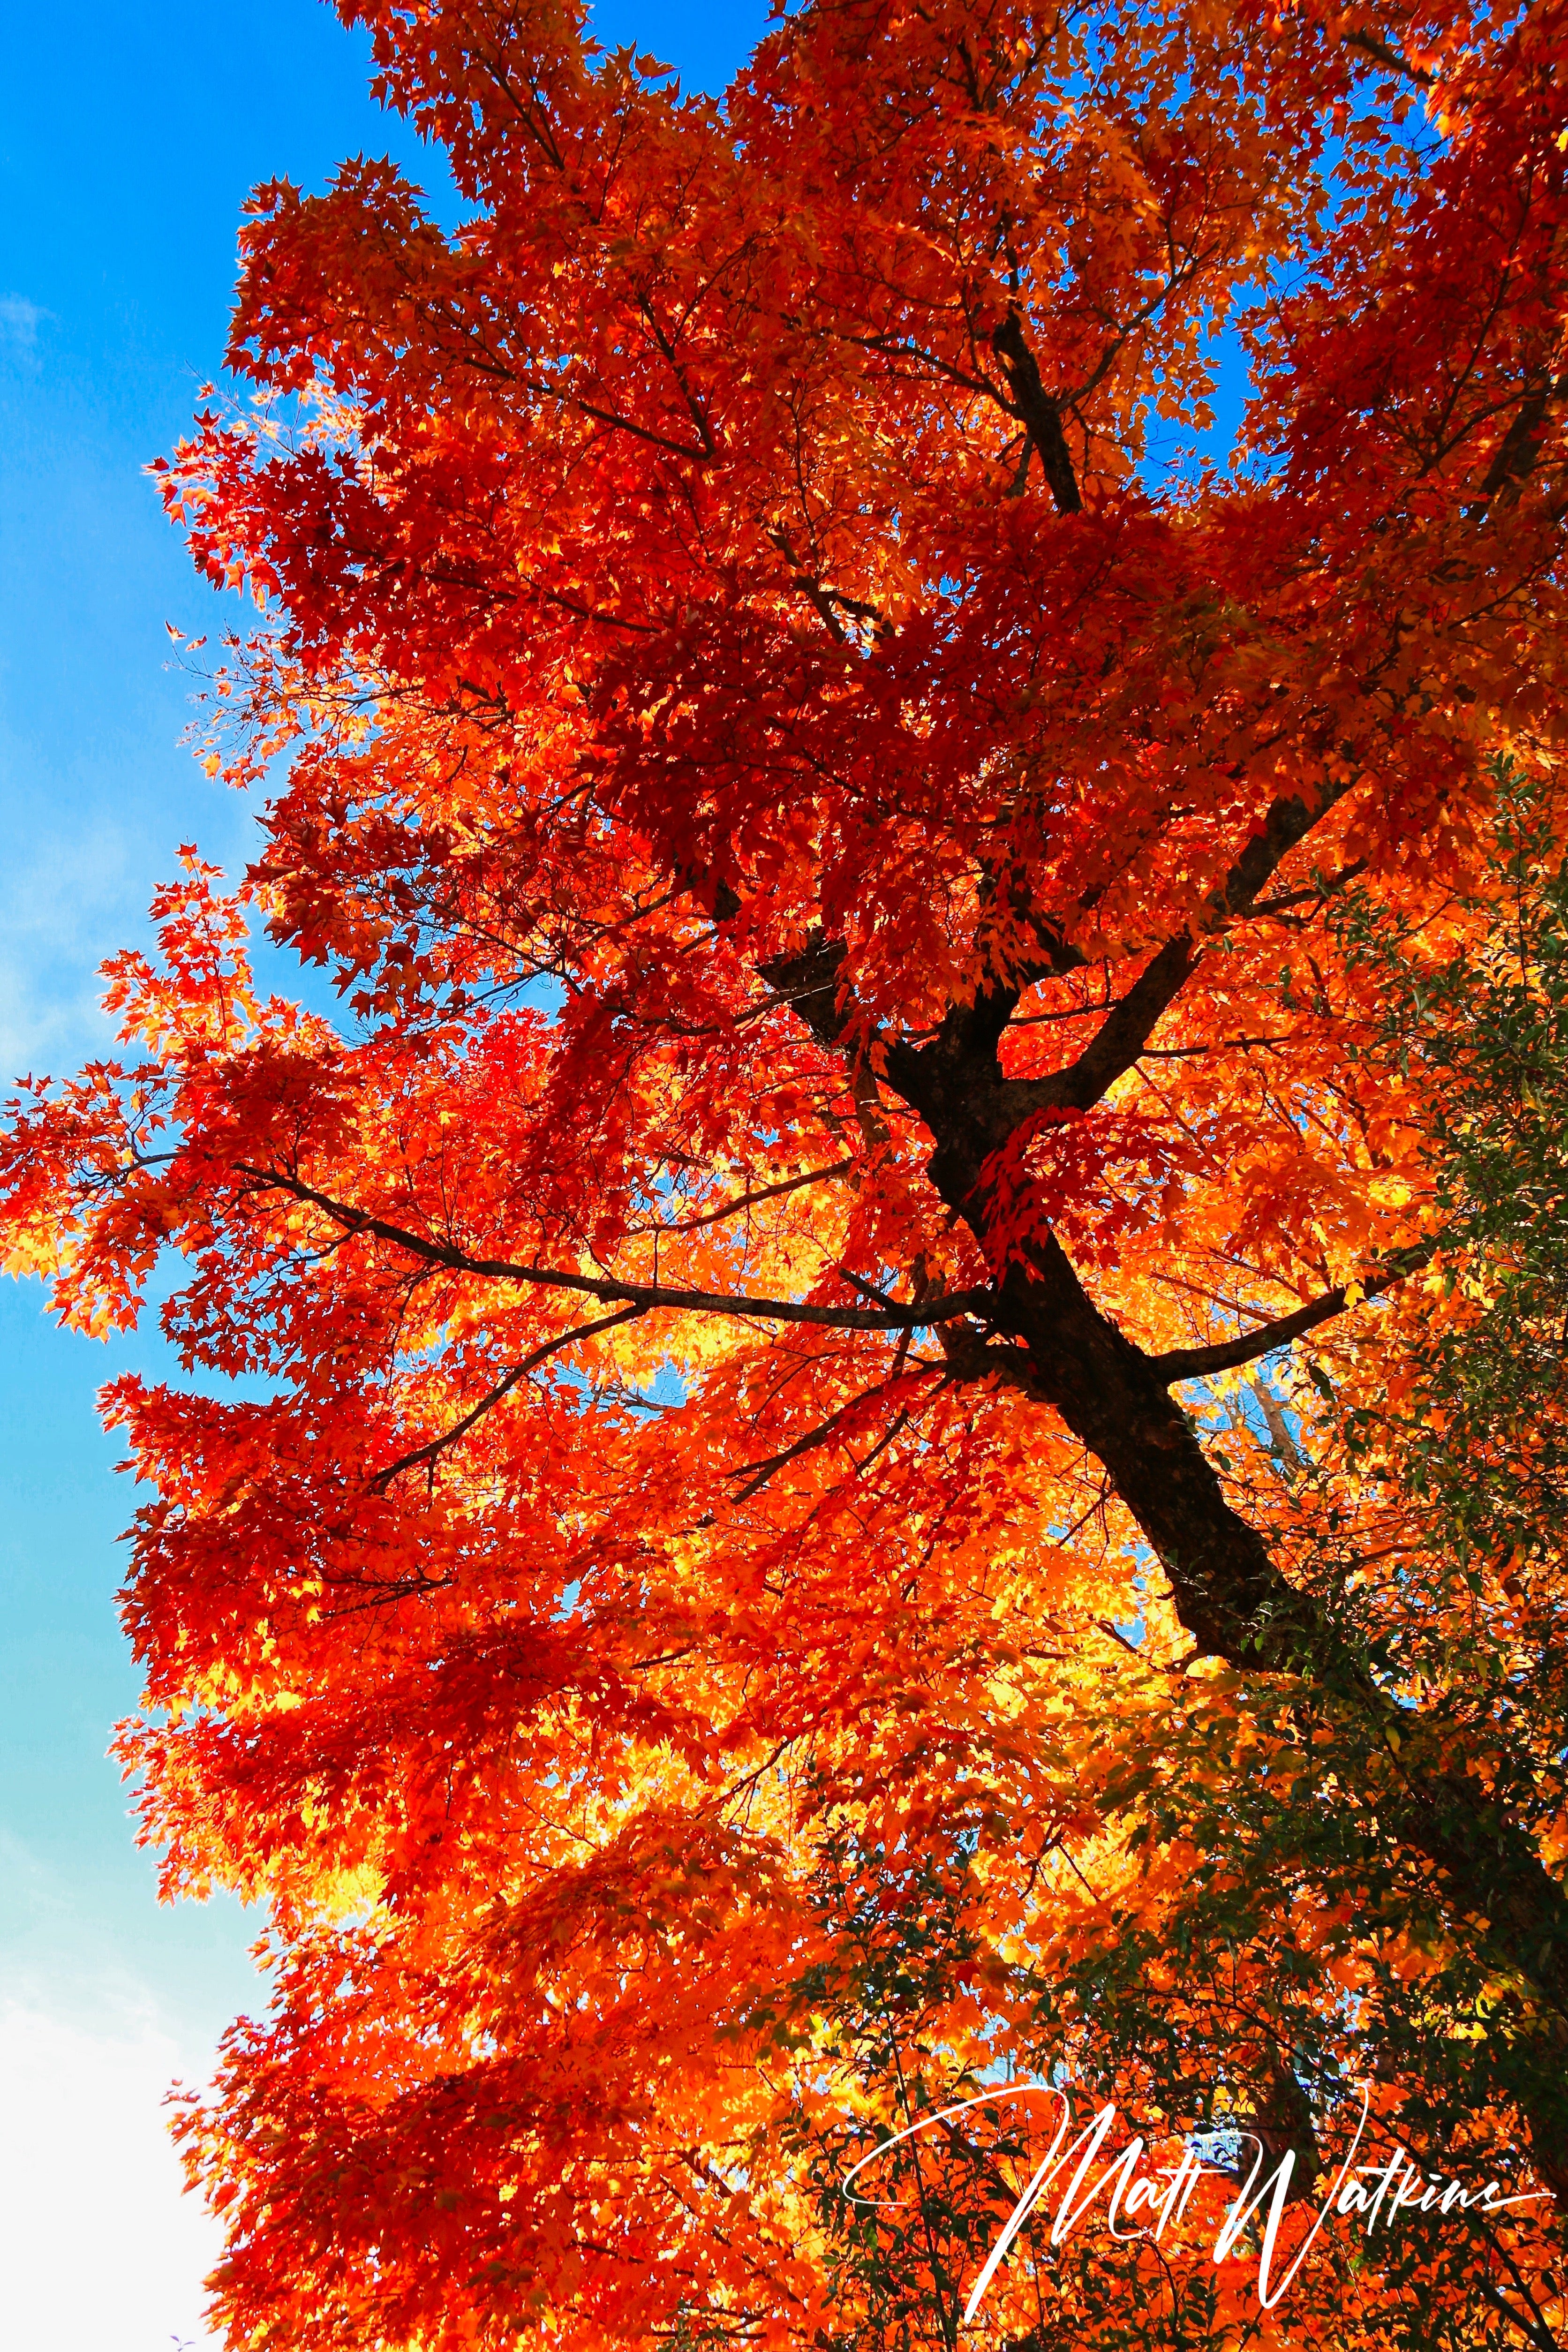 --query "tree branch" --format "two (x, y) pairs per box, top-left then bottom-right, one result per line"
(648, 1158), (854, 1236)
(1342, 26), (1433, 88)
(991, 312), (1082, 514)
(1479, 372), (1564, 503)
(1037, 935), (1198, 1109)
(369, 1304), (647, 1491)
(1152, 1243), (1436, 1383)
(238, 1164), (991, 1331)
(729, 1373), (932, 1505)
